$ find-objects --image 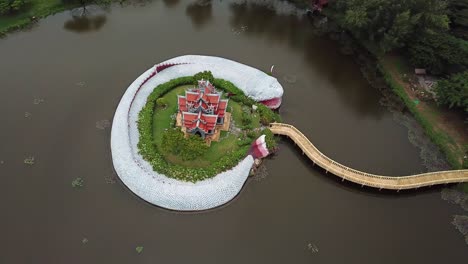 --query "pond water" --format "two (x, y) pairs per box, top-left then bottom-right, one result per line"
(0, 0), (466, 263)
